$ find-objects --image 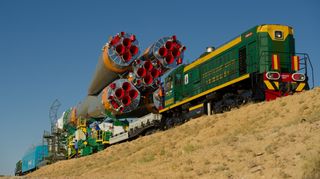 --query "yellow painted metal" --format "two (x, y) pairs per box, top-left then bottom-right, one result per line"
(274, 81), (279, 89)
(296, 83), (306, 92)
(82, 127), (87, 134)
(272, 54), (279, 70)
(160, 74), (250, 113)
(183, 36), (241, 72)
(93, 130), (103, 142)
(77, 118), (86, 129)
(292, 56), (300, 71)
(257, 24), (293, 41)
(189, 103), (204, 111)
(264, 80), (275, 90)
(102, 131), (110, 144)
(68, 136), (74, 147)
(165, 98), (174, 106)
